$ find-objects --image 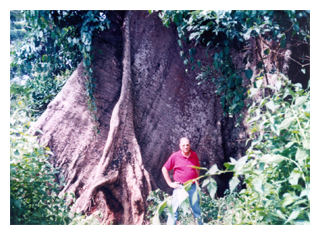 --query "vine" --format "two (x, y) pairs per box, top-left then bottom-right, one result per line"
(157, 10), (310, 124)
